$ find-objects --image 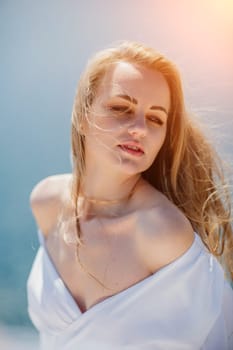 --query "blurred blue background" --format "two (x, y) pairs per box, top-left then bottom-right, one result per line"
(1, 0), (232, 348)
